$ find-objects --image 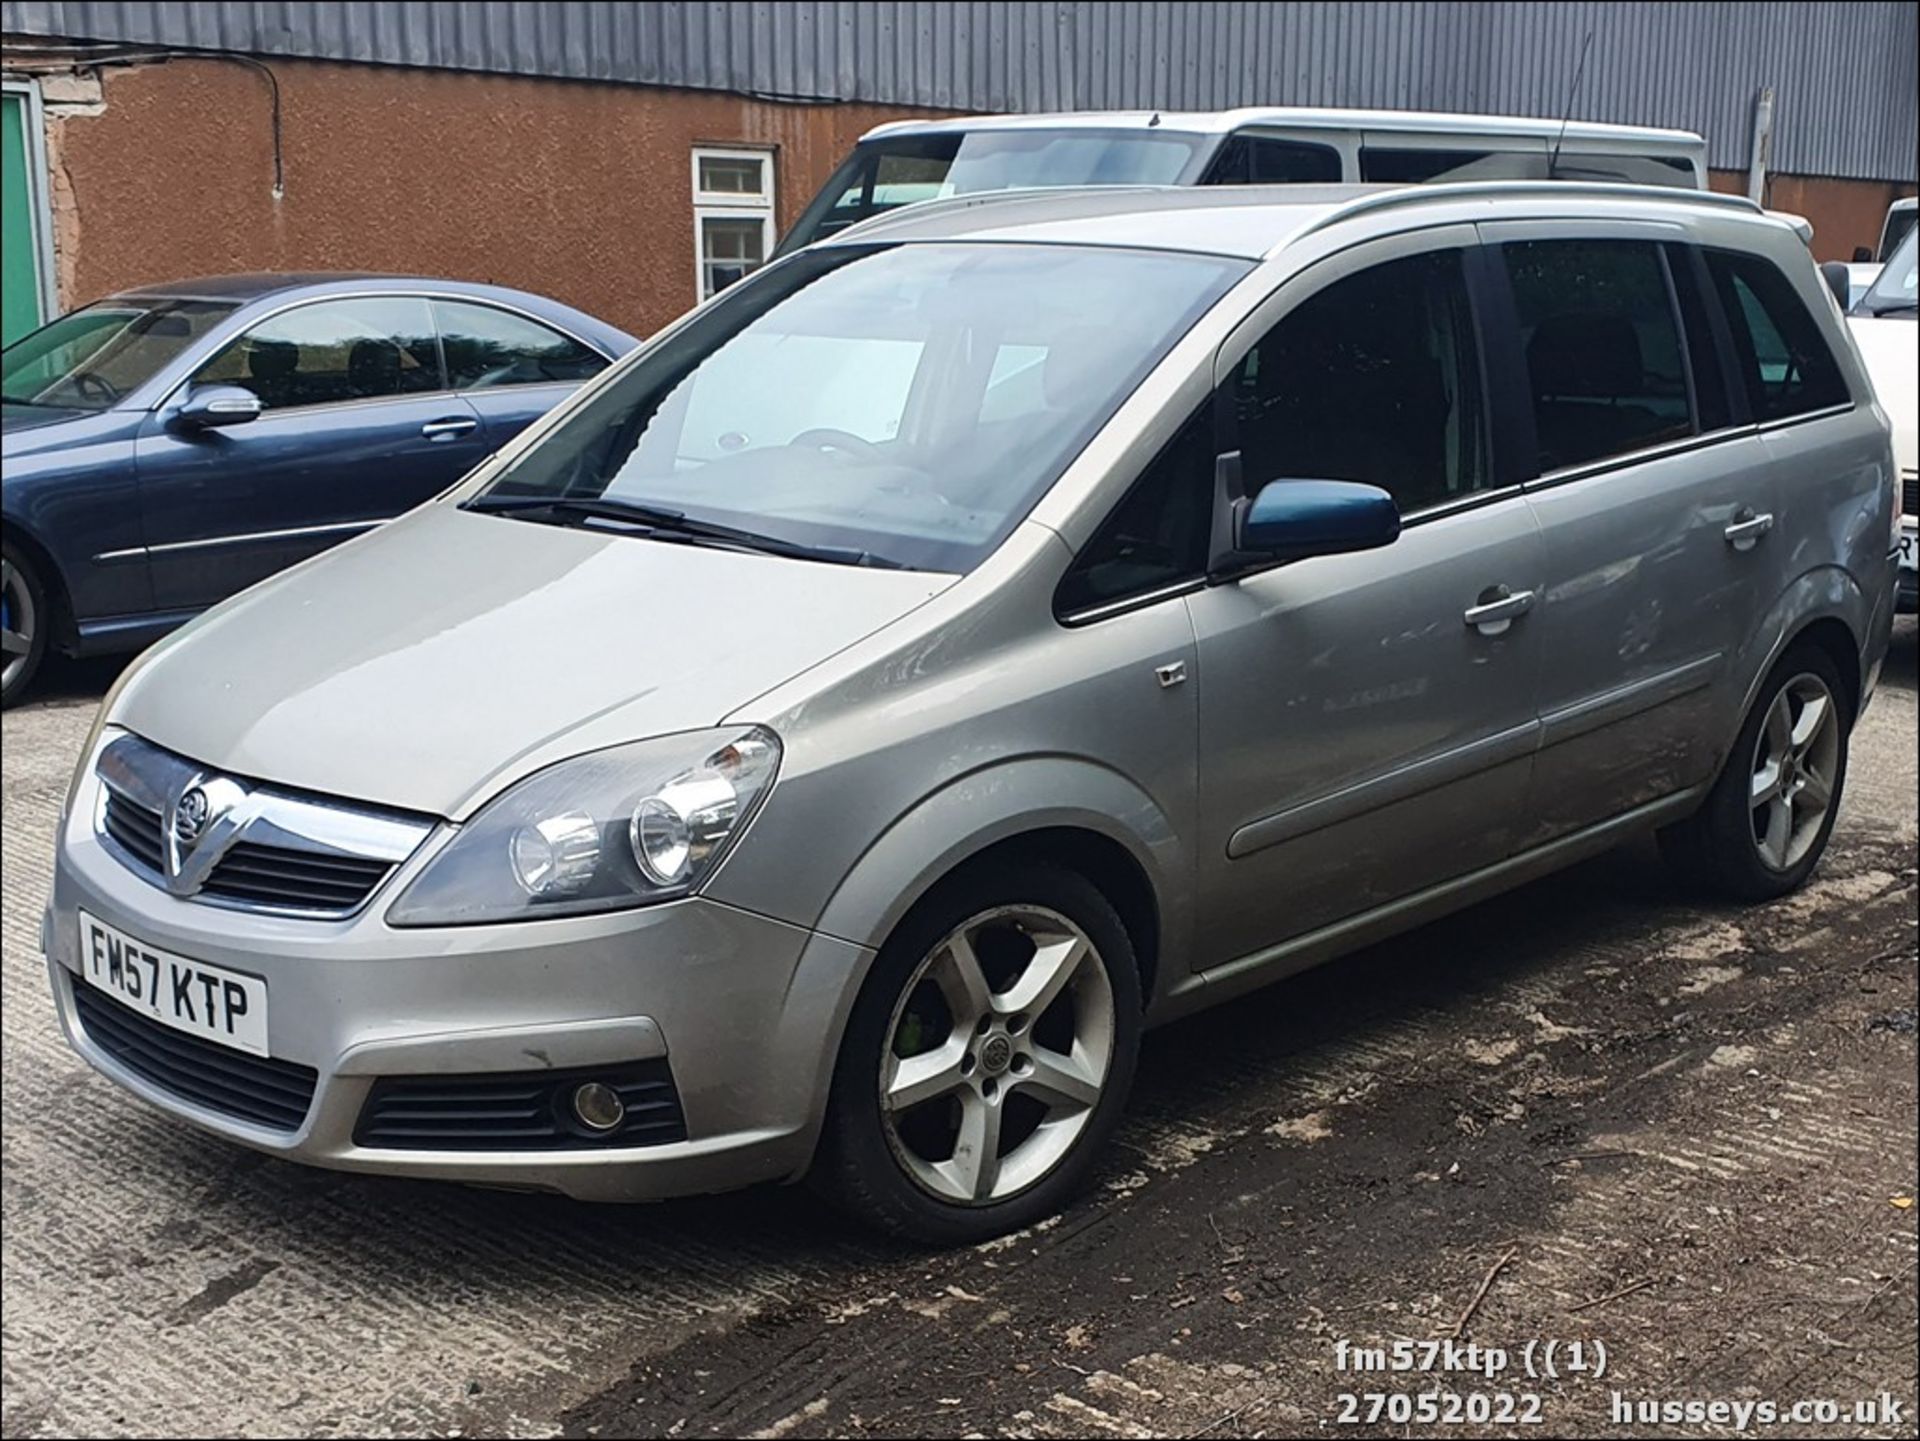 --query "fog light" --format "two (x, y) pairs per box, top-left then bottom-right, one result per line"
(571, 1081), (626, 1133)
